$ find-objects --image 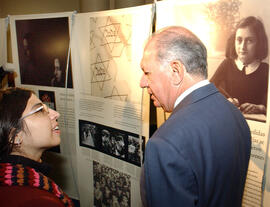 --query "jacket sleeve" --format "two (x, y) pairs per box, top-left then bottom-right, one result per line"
(144, 136), (198, 207)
